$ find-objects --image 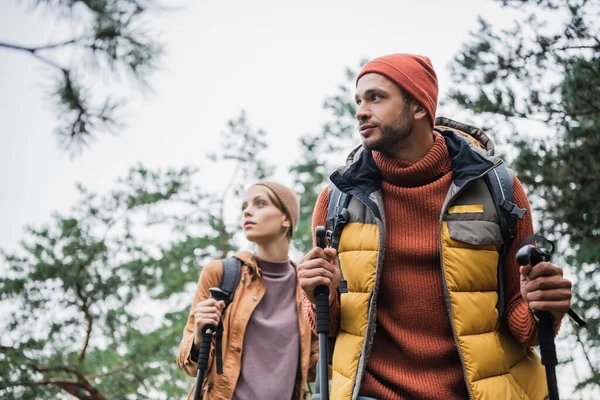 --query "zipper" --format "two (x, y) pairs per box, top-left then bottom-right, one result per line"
(437, 162), (501, 400)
